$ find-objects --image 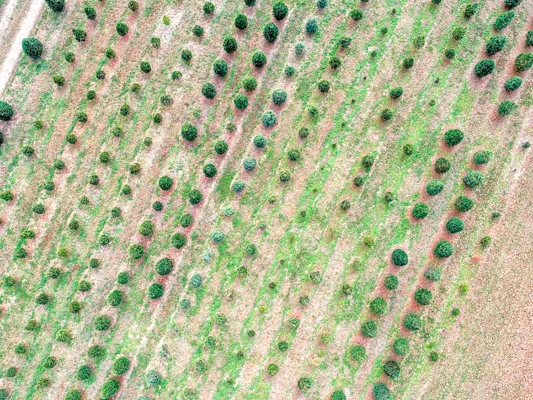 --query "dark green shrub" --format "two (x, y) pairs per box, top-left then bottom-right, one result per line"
(68, 300), (81, 313)
(384, 275), (399, 290)
(243, 157), (257, 171)
(232, 179), (246, 192)
(96, 69), (106, 80)
(362, 154), (375, 171)
(101, 379), (120, 400)
(85, 6), (96, 20)
(412, 203), (429, 219)
(192, 25), (204, 37)
(318, 80), (331, 93)
(172, 233), (187, 249)
(36, 292), (50, 305)
(33, 203), (45, 214)
(65, 390), (83, 400)
(474, 59), (495, 77)
(252, 52), (267, 68)
(235, 14), (248, 30)
(156, 258), (174, 275)
(203, 1), (215, 14)
(504, 0), (521, 8)
(202, 82), (217, 99)
(111, 207), (121, 218)
(383, 360), (400, 378)
(493, 11), (515, 31)
(77, 365), (92, 381)
(339, 36), (352, 48)
(53, 75), (65, 86)
(43, 356), (57, 369)
(253, 135), (267, 148)
(434, 240), (453, 258)
(45, 0), (64, 12)
(78, 280), (91, 292)
(190, 273), (203, 288)
(116, 22), (129, 36)
(435, 157), (451, 173)
(243, 76), (258, 91)
(446, 217), (464, 233)
(264, 23), (279, 42)
(331, 390), (346, 400)
(113, 356), (130, 375)
(89, 174), (100, 186)
(349, 344), (366, 362)
(403, 57), (414, 69)
(94, 315), (112, 331)
(353, 176), (365, 187)
(203, 163), (217, 177)
(403, 312), (422, 331)
(473, 150), (491, 165)
(498, 100), (517, 116)
(526, 31), (533, 46)
(72, 29), (87, 42)
(361, 320), (378, 338)
(119, 104), (130, 116)
(452, 27), (466, 41)
(53, 158), (66, 170)
(445, 48), (456, 59)
(373, 383), (391, 400)
(215, 140), (228, 154)
(295, 43), (305, 57)
(455, 195), (474, 212)
(426, 179), (444, 196)
(288, 149), (301, 161)
(213, 59), (228, 77)
(139, 220), (154, 237)
(262, 110), (277, 127)
(480, 236), (491, 248)
(22, 38), (44, 59)
(171, 71), (182, 81)
(272, 89), (287, 105)
(350, 9), (363, 21)
(464, 3), (478, 19)
(340, 200), (351, 211)
(305, 19), (318, 35)
(148, 283), (164, 299)
(504, 76), (522, 92)
(515, 53), (533, 71)
(463, 170), (484, 188)
(329, 56), (341, 70)
(153, 201), (163, 211)
(189, 189), (203, 204)
(128, 1), (139, 11)
(87, 345), (105, 359)
(279, 171), (290, 182)
(370, 297), (387, 315)
(245, 0), (256, 5)
(486, 35), (507, 56)
(380, 109), (393, 121)
(392, 249), (408, 266)
(181, 123), (198, 141)
(140, 61), (151, 73)
(393, 338), (409, 355)
(22, 145), (35, 156)
(390, 87), (403, 99)
(273, 2), (288, 20)
(129, 244), (144, 259)
(0, 101), (14, 121)
(223, 37), (238, 53)
(107, 290), (122, 307)
(414, 288), (433, 305)
(297, 377), (313, 392)
(234, 94), (249, 110)
(444, 129), (464, 146)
